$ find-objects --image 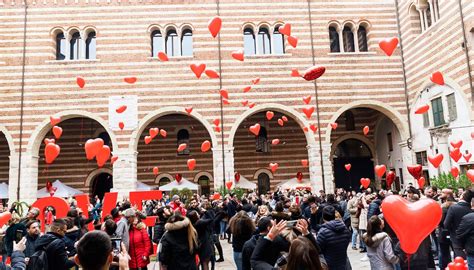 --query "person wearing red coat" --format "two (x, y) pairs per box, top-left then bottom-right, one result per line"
(128, 218), (151, 270)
